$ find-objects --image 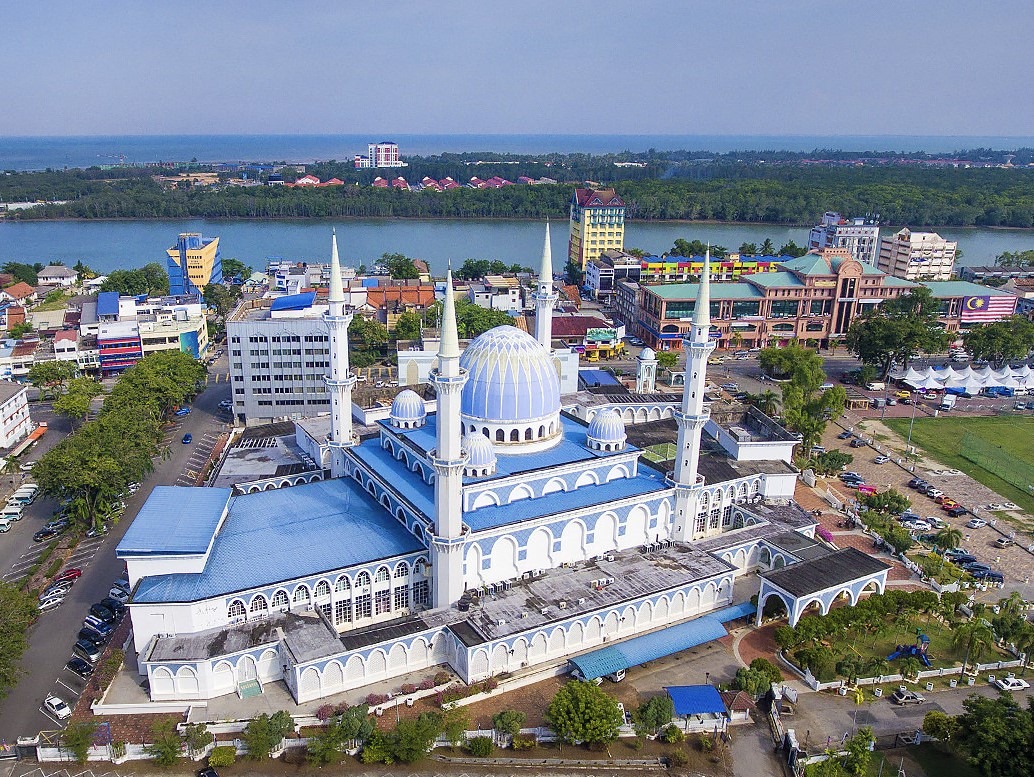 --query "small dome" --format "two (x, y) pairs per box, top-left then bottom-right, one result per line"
(639, 347), (656, 361)
(463, 432), (497, 476)
(390, 389), (426, 428)
(587, 410), (626, 451)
